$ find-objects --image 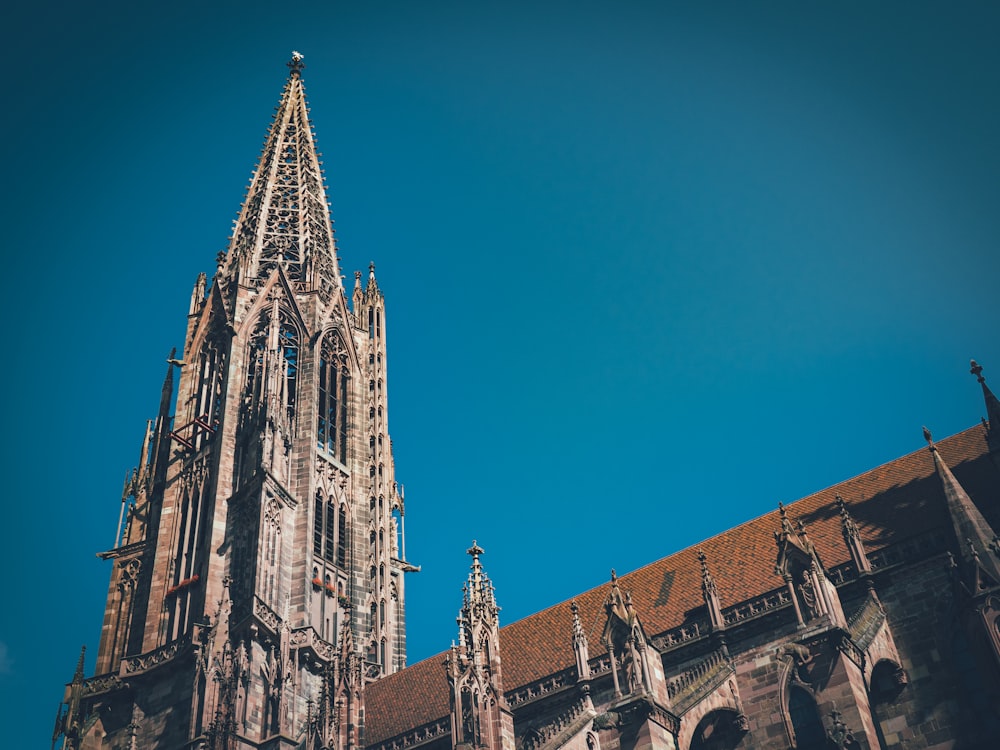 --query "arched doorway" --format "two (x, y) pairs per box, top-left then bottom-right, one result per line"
(690, 708), (746, 750)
